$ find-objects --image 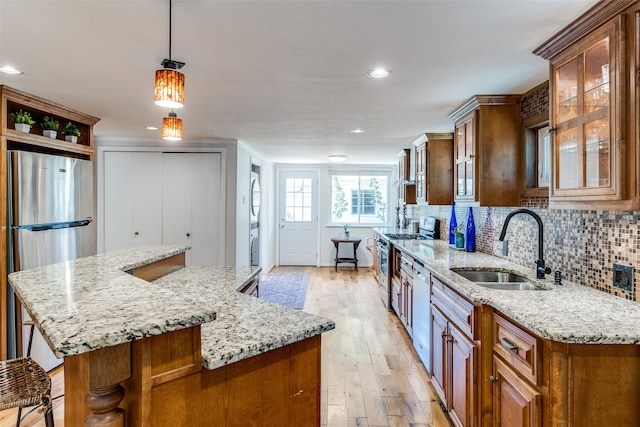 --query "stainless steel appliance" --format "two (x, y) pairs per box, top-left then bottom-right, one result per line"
(7, 151), (96, 371)
(412, 260), (431, 373)
(377, 236), (390, 309)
